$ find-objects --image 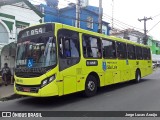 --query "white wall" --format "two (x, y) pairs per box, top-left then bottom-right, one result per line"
(128, 35), (138, 43)
(152, 54), (160, 61)
(0, 2), (42, 69)
(113, 33), (142, 43)
(0, 4), (41, 25)
(114, 33), (124, 39)
(0, 23), (9, 43)
(0, 2), (42, 44)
